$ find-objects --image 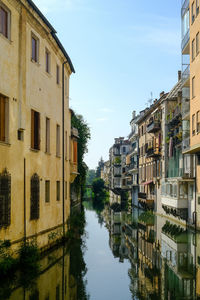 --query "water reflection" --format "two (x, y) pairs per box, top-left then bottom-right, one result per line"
(0, 222), (89, 300)
(101, 204), (199, 300)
